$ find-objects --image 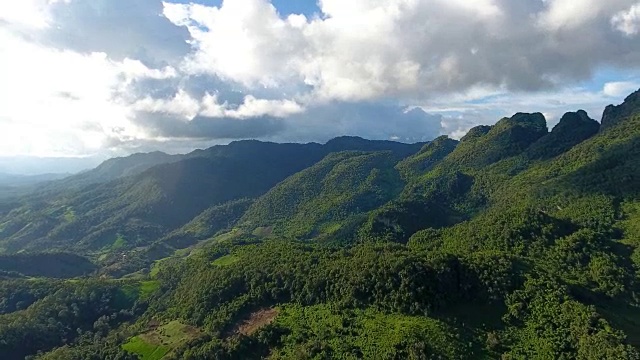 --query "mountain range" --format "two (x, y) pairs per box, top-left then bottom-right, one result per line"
(0, 90), (639, 359)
